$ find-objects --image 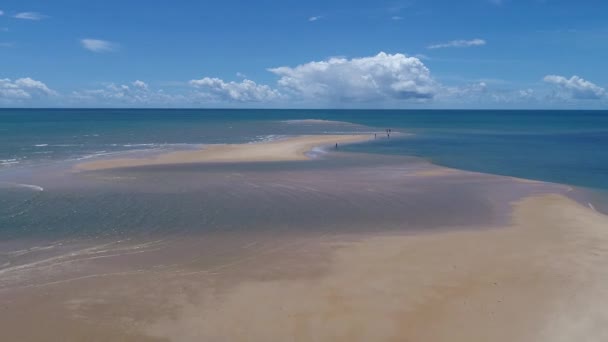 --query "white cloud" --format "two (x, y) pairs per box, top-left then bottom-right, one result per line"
(71, 81), (178, 106)
(268, 52), (437, 102)
(308, 16), (322, 22)
(189, 77), (281, 102)
(0, 10), (4, 16)
(14, 78), (54, 94)
(518, 88), (535, 100)
(14, 12), (46, 20)
(0, 77), (56, 102)
(427, 38), (486, 49)
(80, 39), (117, 53)
(132, 80), (148, 90)
(543, 75), (606, 100)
